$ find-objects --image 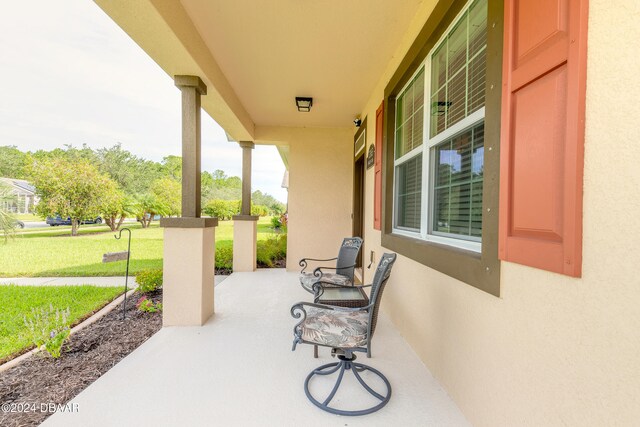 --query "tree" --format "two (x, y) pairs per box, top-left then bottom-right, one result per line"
(95, 143), (163, 195)
(202, 169), (241, 201)
(134, 194), (168, 228)
(30, 158), (115, 236)
(0, 146), (29, 179)
(162, 155), (182, 182)
(0, 182), (17, 242)
(101, 186), (135, 232)
(151, 177), (181, 217)
(251, 190), (286, 215)
(31, 144), (98, 165)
